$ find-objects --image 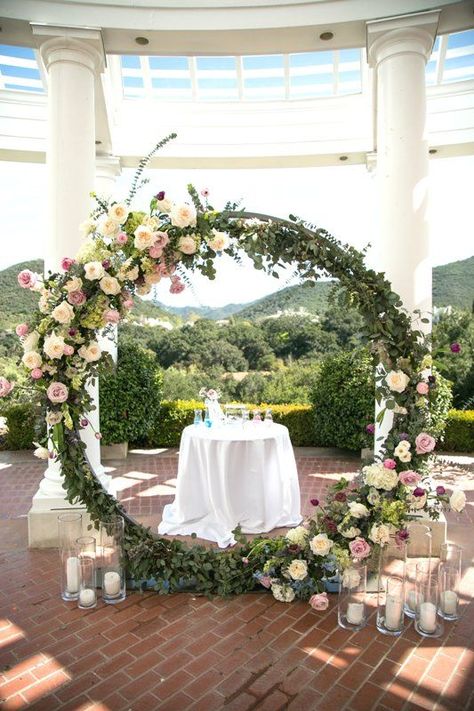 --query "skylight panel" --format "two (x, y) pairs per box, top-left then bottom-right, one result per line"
(0, 44), (44, 93)
(442, 30), (474, 83)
